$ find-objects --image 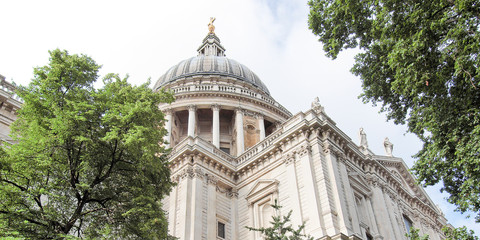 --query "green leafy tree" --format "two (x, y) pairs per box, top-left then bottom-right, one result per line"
(408, 226), (479, 240)
(308, 0), (480, 222)
(246, 200), (313, 240)
(0, 49), (176, 239)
